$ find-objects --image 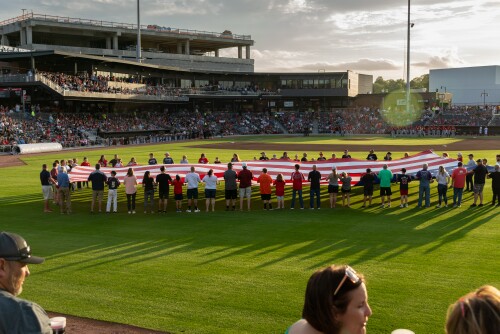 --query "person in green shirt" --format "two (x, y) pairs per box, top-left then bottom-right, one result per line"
(378, 164), (393, 208)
